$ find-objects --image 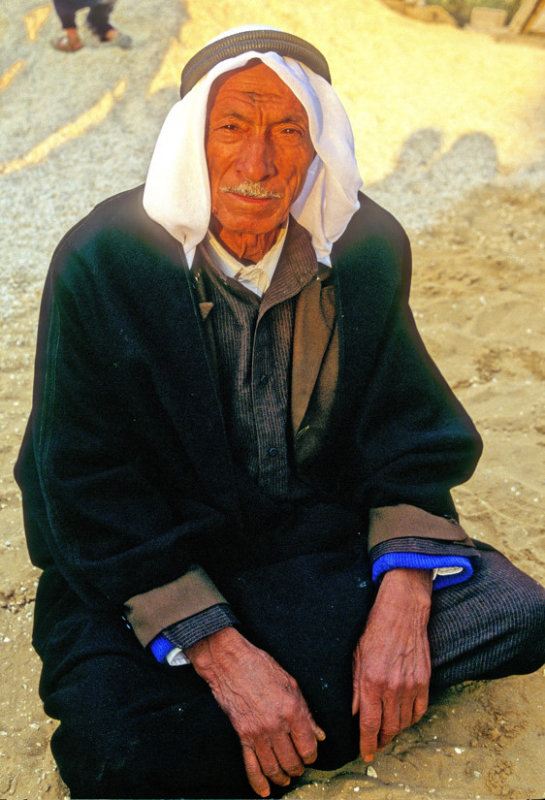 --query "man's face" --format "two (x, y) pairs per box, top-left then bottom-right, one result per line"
(205, 61), (315, 247)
